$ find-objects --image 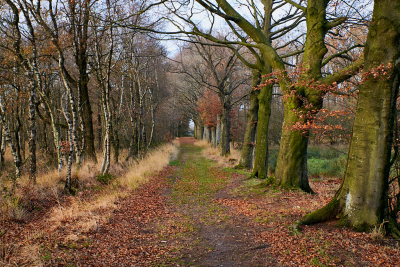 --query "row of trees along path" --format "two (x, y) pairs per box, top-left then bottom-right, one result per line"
(30, 137), (396, 266)
(1, 0), (400, 263)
